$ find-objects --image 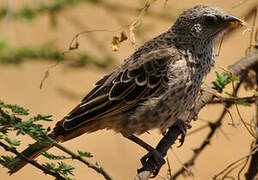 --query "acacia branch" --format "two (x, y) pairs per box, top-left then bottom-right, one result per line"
(0, 141), (66, 180)
(208, 95), (256, 104)
(245, 63), (258, 180)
